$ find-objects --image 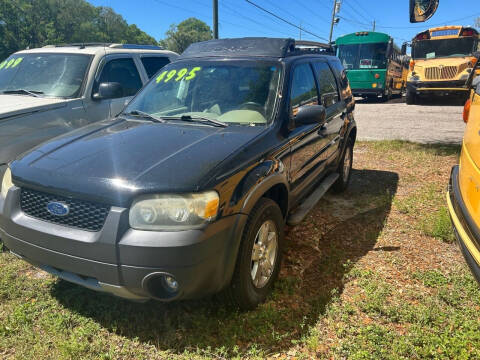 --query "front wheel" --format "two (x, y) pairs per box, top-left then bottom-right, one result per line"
(406, 89), (416, 105)
(228, 198), (284, 310)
